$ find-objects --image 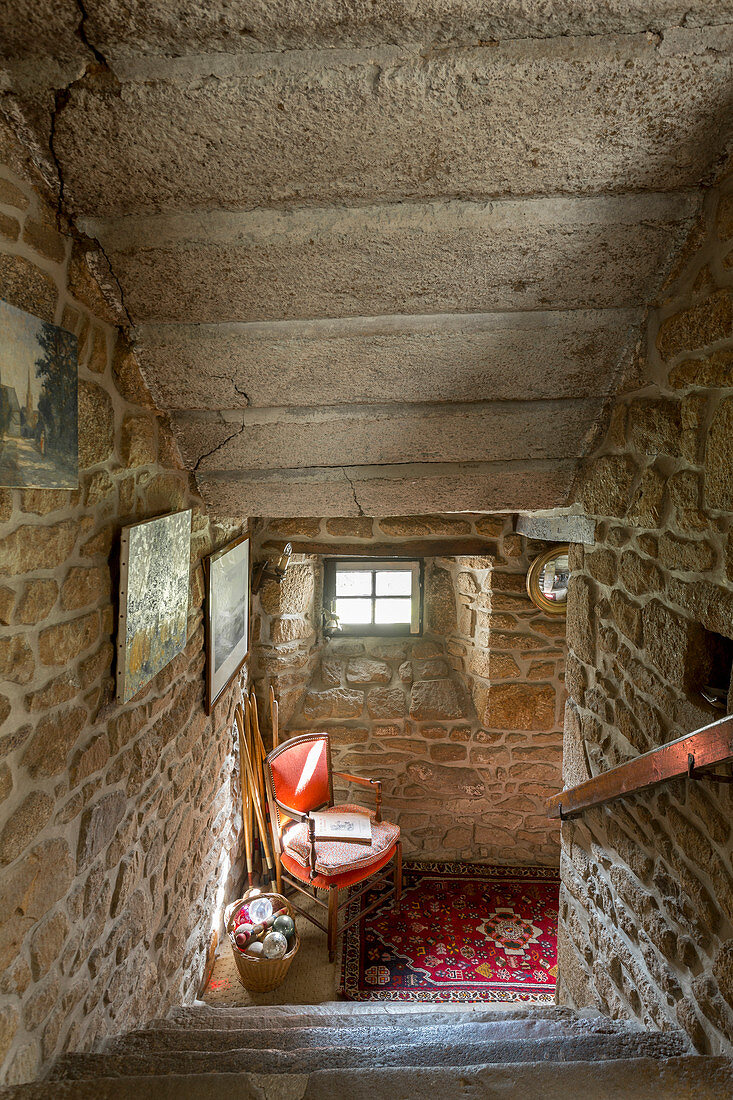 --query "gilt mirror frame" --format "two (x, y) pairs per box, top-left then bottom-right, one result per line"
(526, 544), (570, 618)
